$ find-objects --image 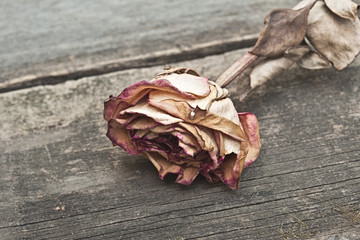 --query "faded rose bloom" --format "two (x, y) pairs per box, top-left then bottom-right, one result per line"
(104, 68), (261, 189)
